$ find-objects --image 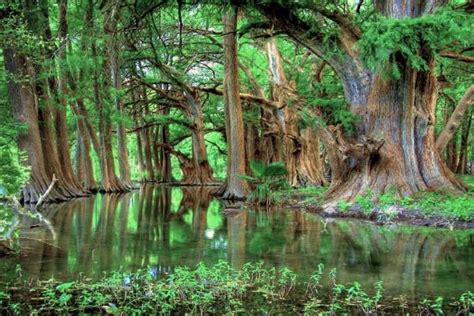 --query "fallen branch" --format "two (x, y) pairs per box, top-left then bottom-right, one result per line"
(34, 174), (58, 211)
